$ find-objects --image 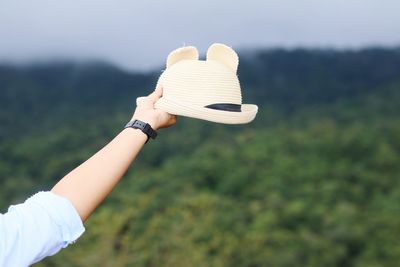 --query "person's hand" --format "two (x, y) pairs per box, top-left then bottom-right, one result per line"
(131, 85), (177, 130)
